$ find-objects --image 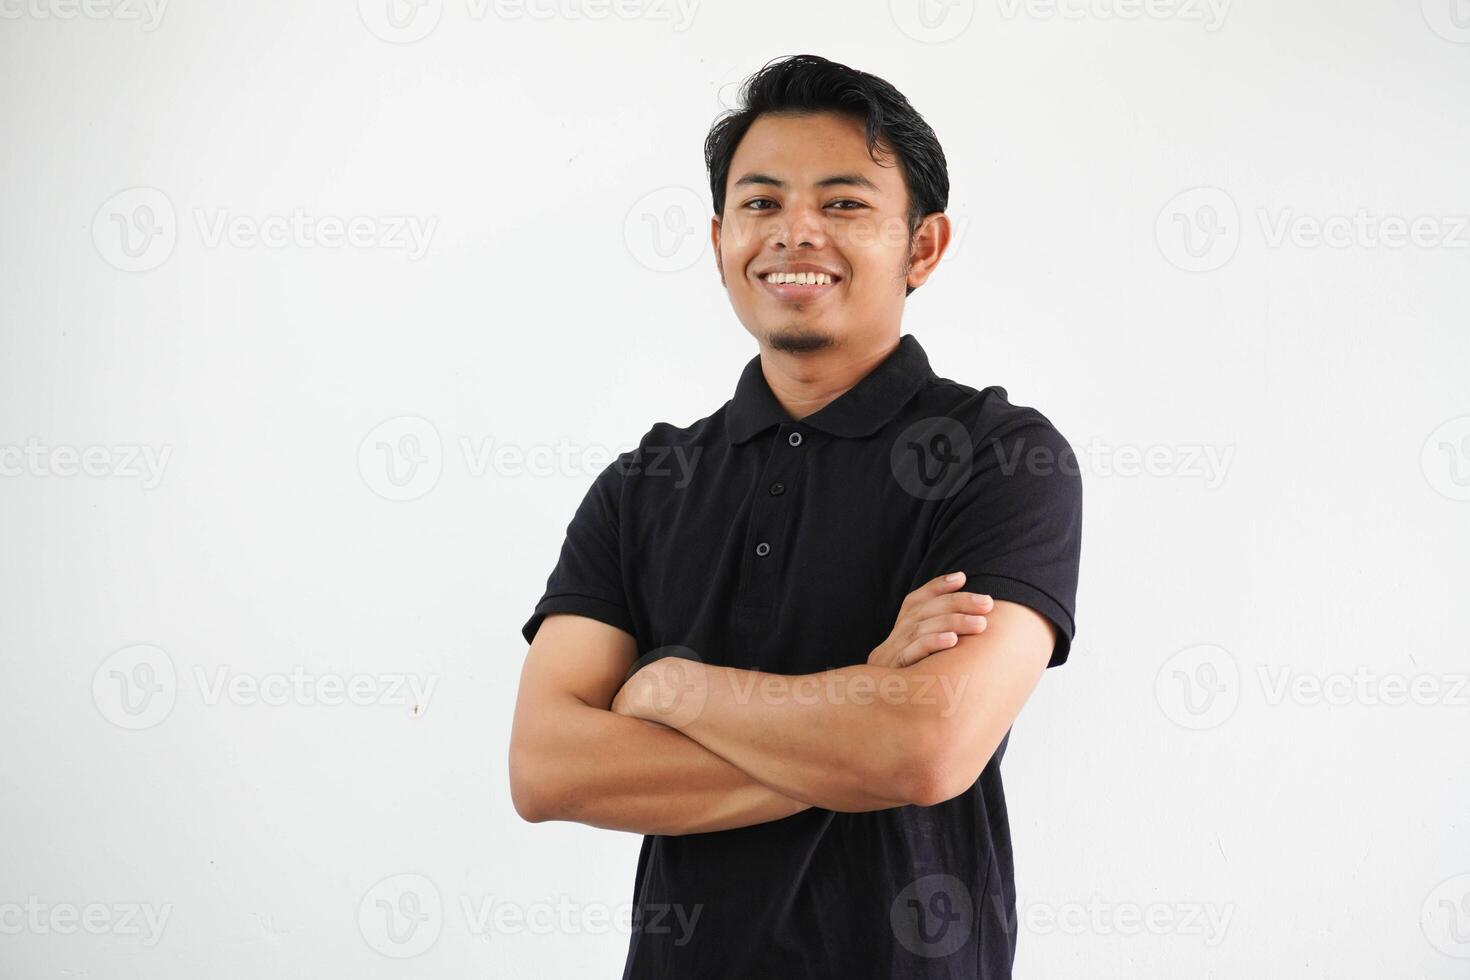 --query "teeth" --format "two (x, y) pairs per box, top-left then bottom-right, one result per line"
(763, 272), (833, 285)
